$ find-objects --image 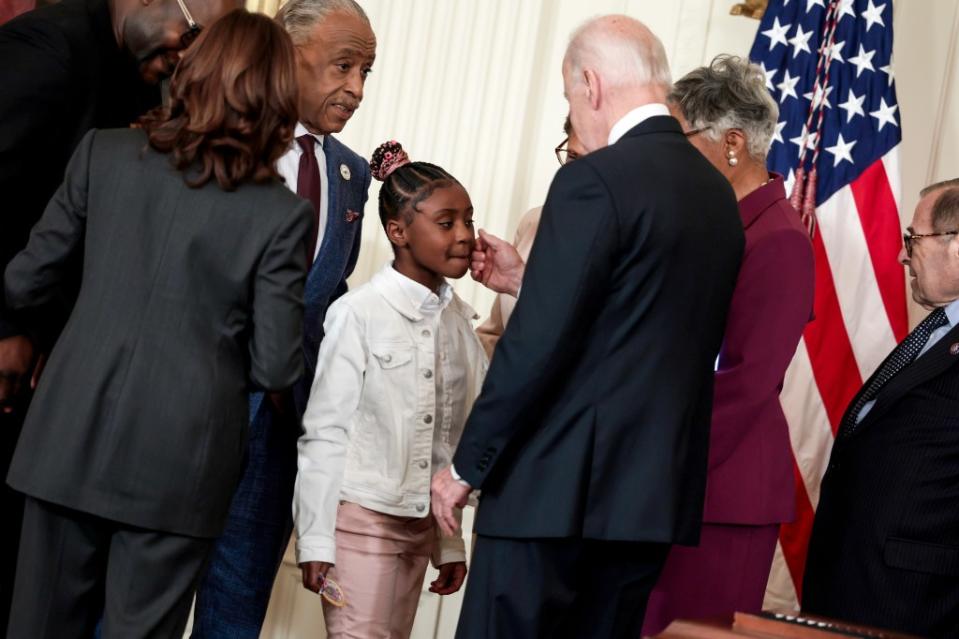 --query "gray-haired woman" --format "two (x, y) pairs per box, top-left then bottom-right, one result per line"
(643, 55), (815, 634)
